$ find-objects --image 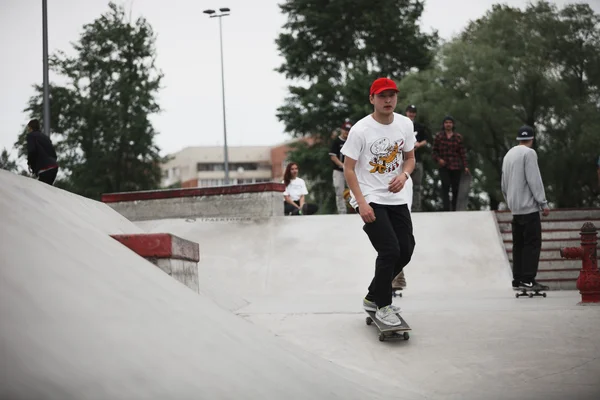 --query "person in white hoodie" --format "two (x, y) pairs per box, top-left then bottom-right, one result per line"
(501, 125), (550, 291)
